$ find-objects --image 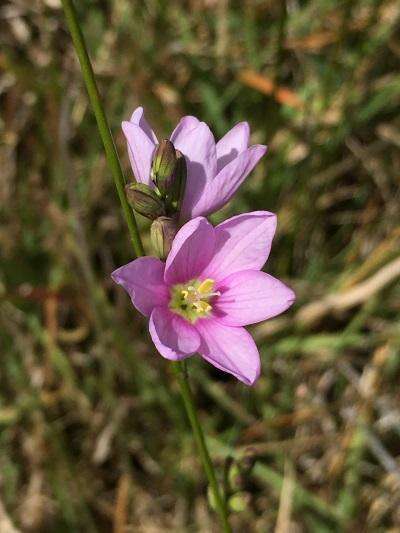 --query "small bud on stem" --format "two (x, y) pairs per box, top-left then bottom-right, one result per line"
(126, 183), (165, 220)
(151, 216), (178, 260)
(151, 140), (177, 196)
